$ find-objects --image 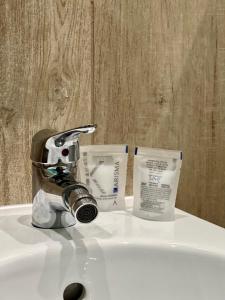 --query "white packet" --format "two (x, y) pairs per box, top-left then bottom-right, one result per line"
(133, 147), (182, 221)
(79, 144), (128, 211)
